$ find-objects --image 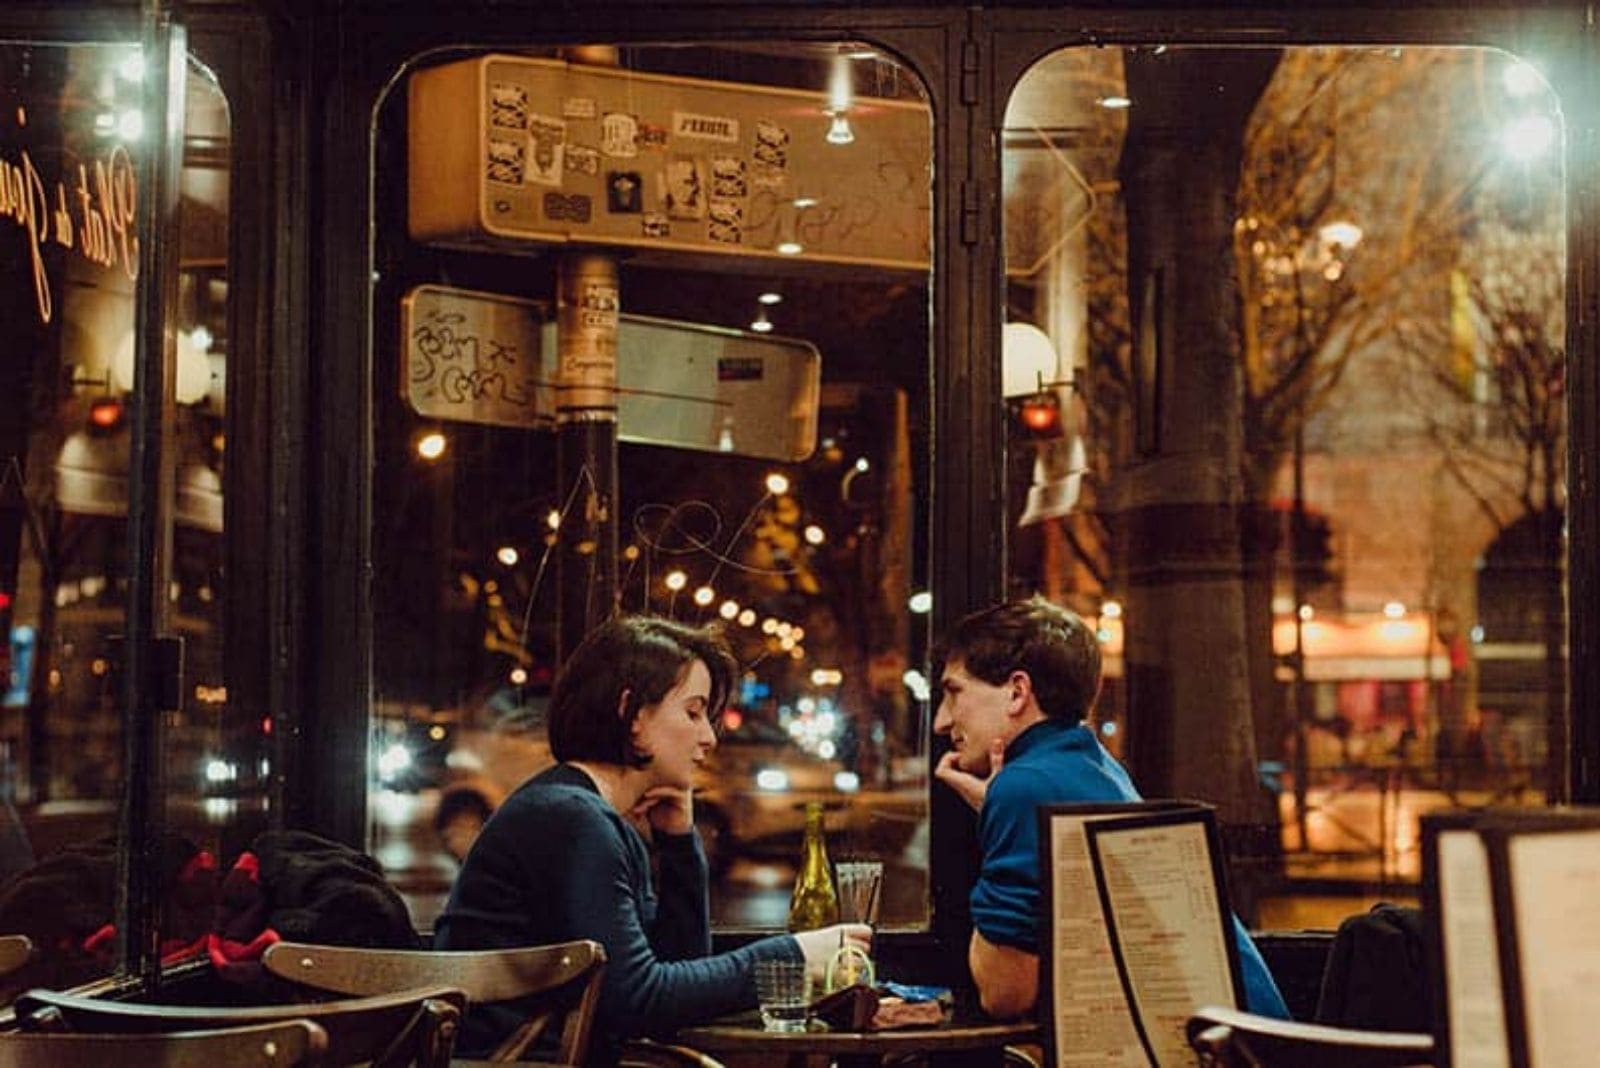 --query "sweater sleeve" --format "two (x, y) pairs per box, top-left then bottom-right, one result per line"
(551, 802), (800, 1038)
(651, 828), (711, 960)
